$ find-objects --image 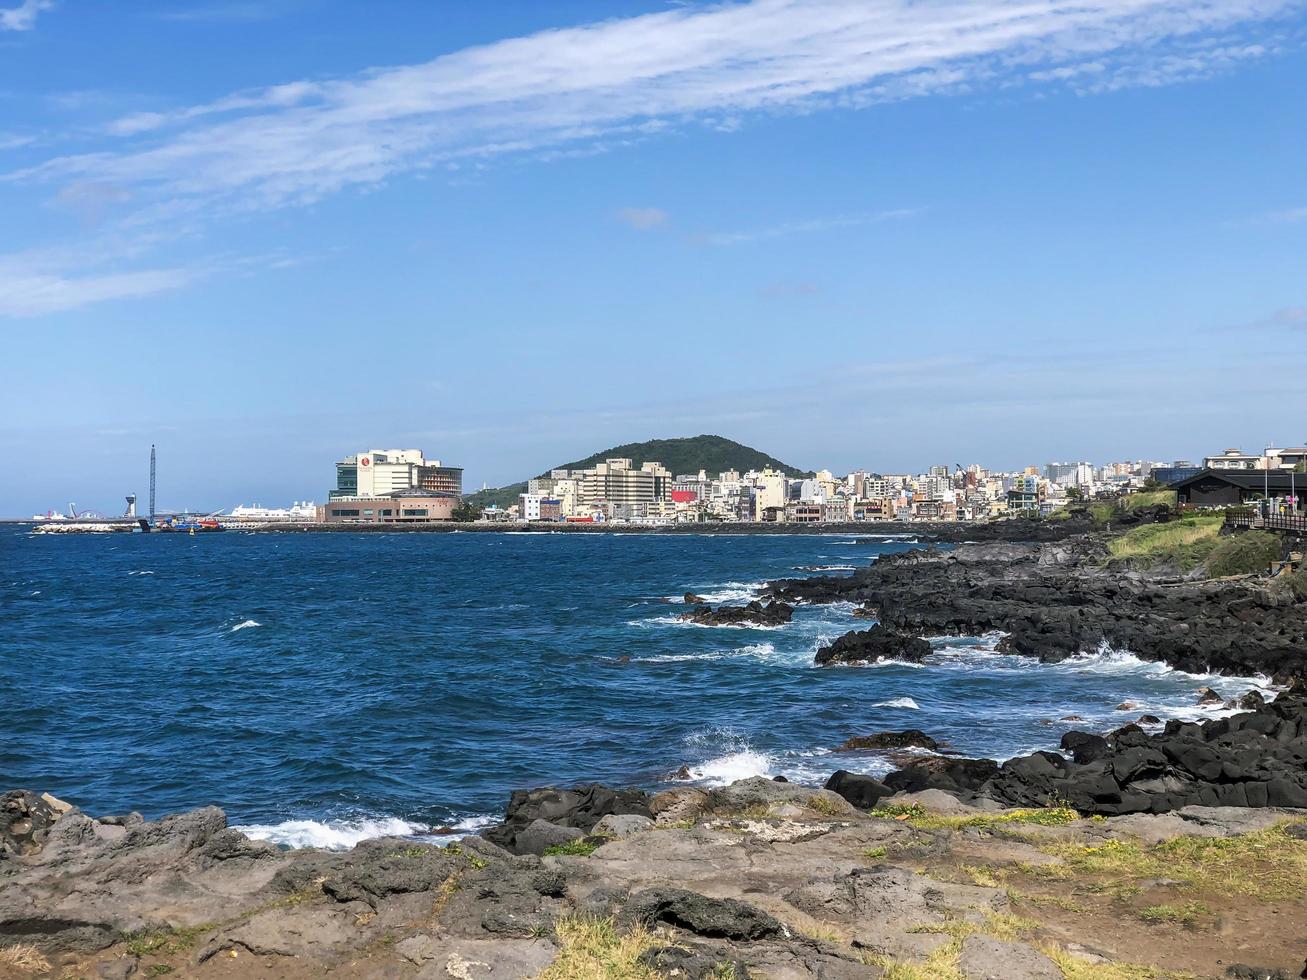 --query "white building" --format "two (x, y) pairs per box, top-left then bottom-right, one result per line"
(332, 449), (462, 499)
